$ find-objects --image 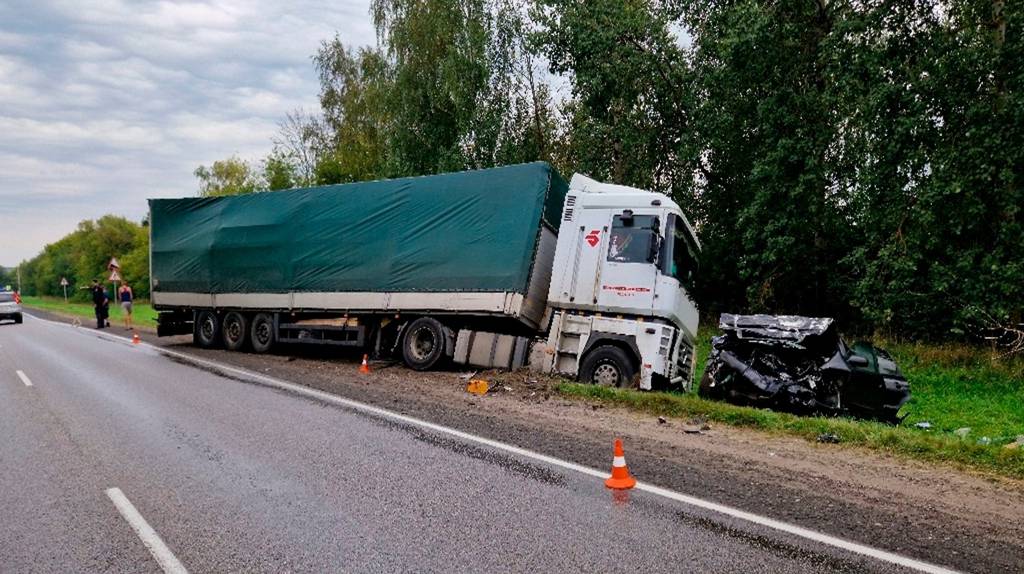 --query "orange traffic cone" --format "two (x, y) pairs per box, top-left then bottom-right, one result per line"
(604, 438), (637, 490)
(359, 354), (371, 374)
(132, 331), (141, 345)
